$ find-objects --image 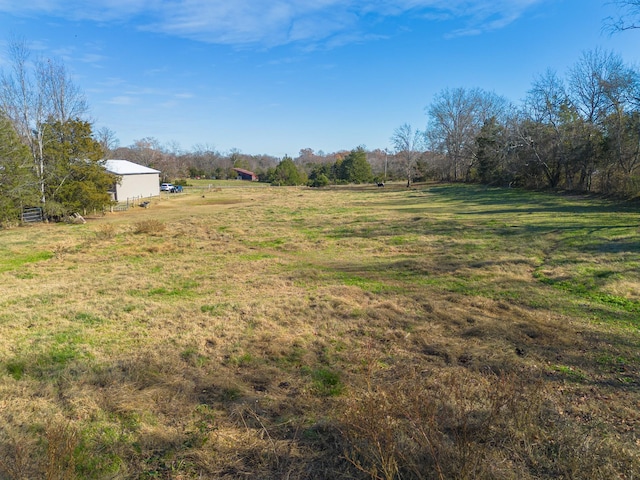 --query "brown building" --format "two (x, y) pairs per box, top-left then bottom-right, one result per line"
(233, 168), (258, 181)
